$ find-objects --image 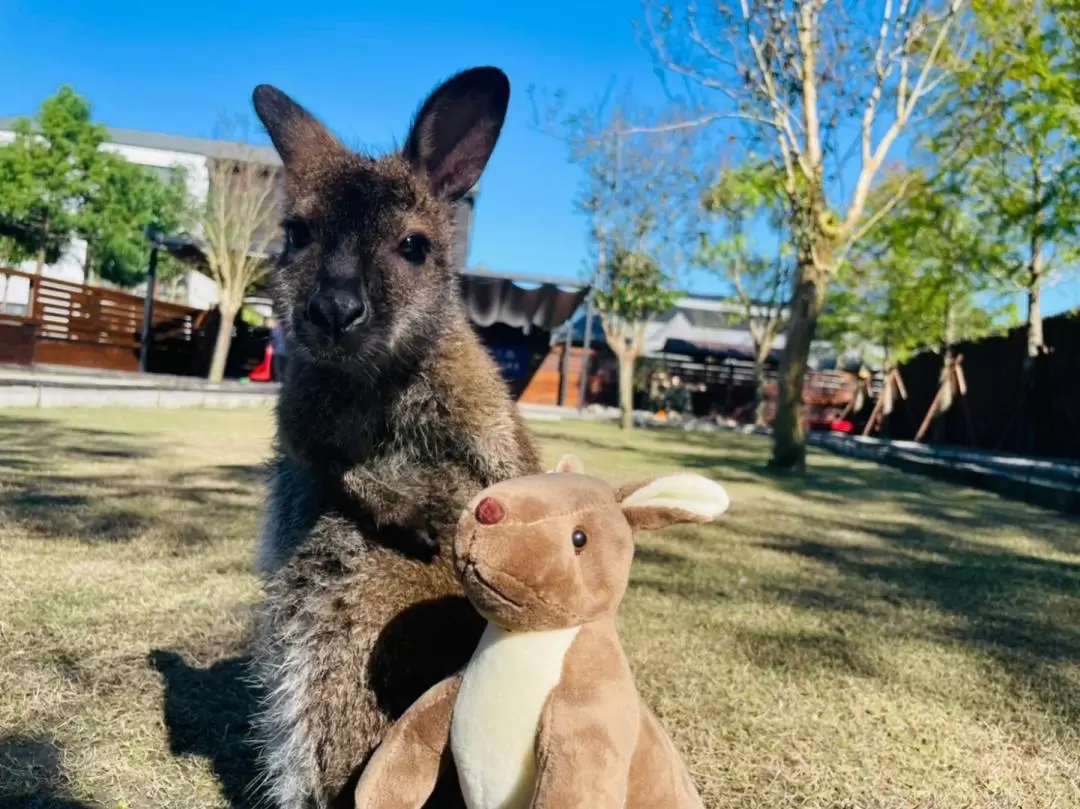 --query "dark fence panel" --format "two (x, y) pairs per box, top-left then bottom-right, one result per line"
(895, 311), (1080, 458)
